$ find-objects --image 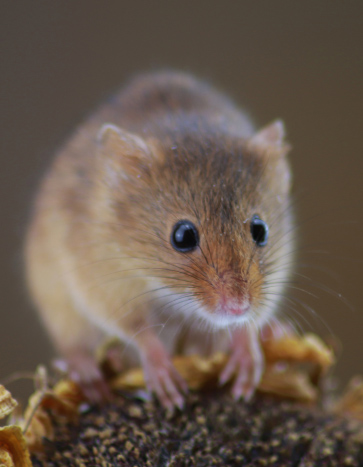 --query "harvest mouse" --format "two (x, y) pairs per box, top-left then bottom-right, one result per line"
(25, 71), (294, 410)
